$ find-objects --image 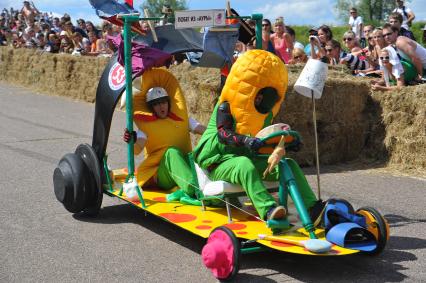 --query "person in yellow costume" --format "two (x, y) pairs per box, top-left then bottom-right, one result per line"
(193, 49), (320, 221)
(123, 68), (205, 202)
